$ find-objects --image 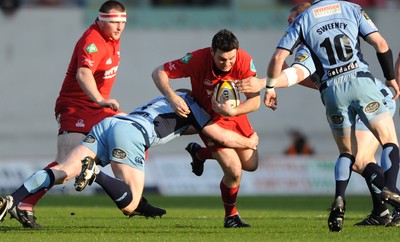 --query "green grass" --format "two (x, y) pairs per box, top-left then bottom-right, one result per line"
(1, 195), (400, 241)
